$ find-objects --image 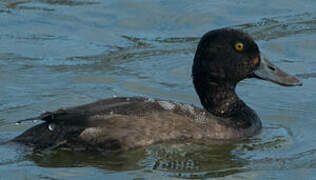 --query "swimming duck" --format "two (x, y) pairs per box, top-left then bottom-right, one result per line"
(11, 28), (301, 152)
